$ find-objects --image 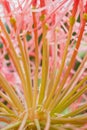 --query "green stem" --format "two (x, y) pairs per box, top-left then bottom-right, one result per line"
(47, 18), (86, 112)
(0, 73), (24, 112)
(64, 103), (87, 117)
(51, 116), (87, 125)
(17, 35), (33, 108)
(56, 76), (87, 108)
(51, 84), (87, 114)
(46, 30), (57, 98)
(58, 53), (87, 103)
(0, 91), (16, 109)
(38, 24), (49, 105)
(0, 20), (25, 87)
(0, 102), (14, 114)
(43, 25), (73, 109)
(32, 12), (39, 109)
